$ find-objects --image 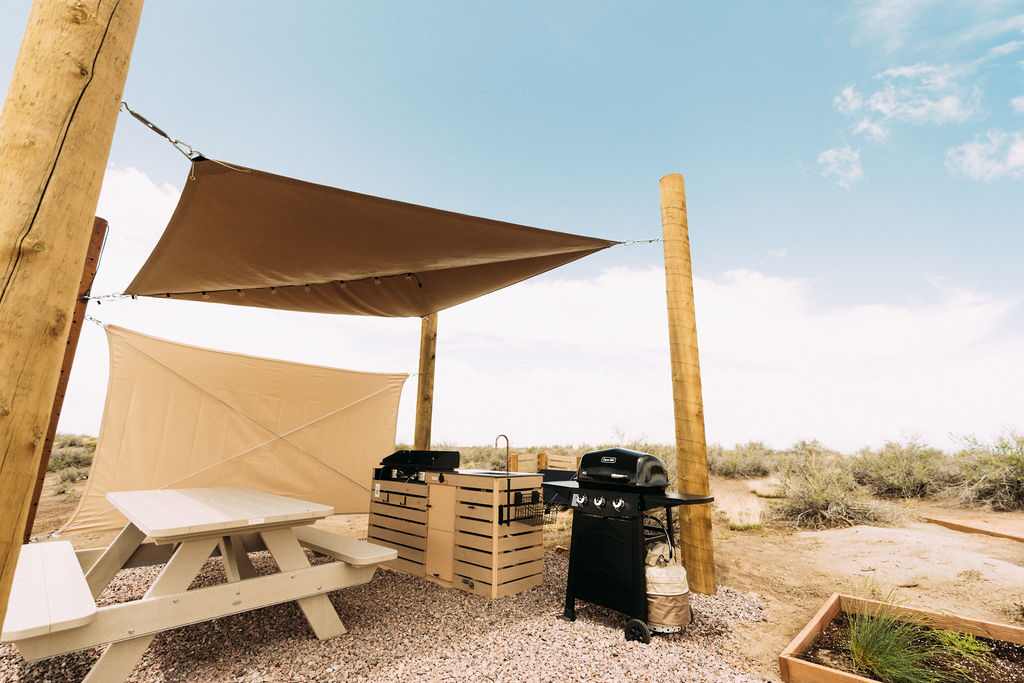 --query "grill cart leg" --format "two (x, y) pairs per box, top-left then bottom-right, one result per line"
(564, 590), (576, 621)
